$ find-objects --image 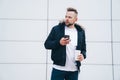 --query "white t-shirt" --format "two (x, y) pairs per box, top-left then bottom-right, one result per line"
(53, 26), (78, 71)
